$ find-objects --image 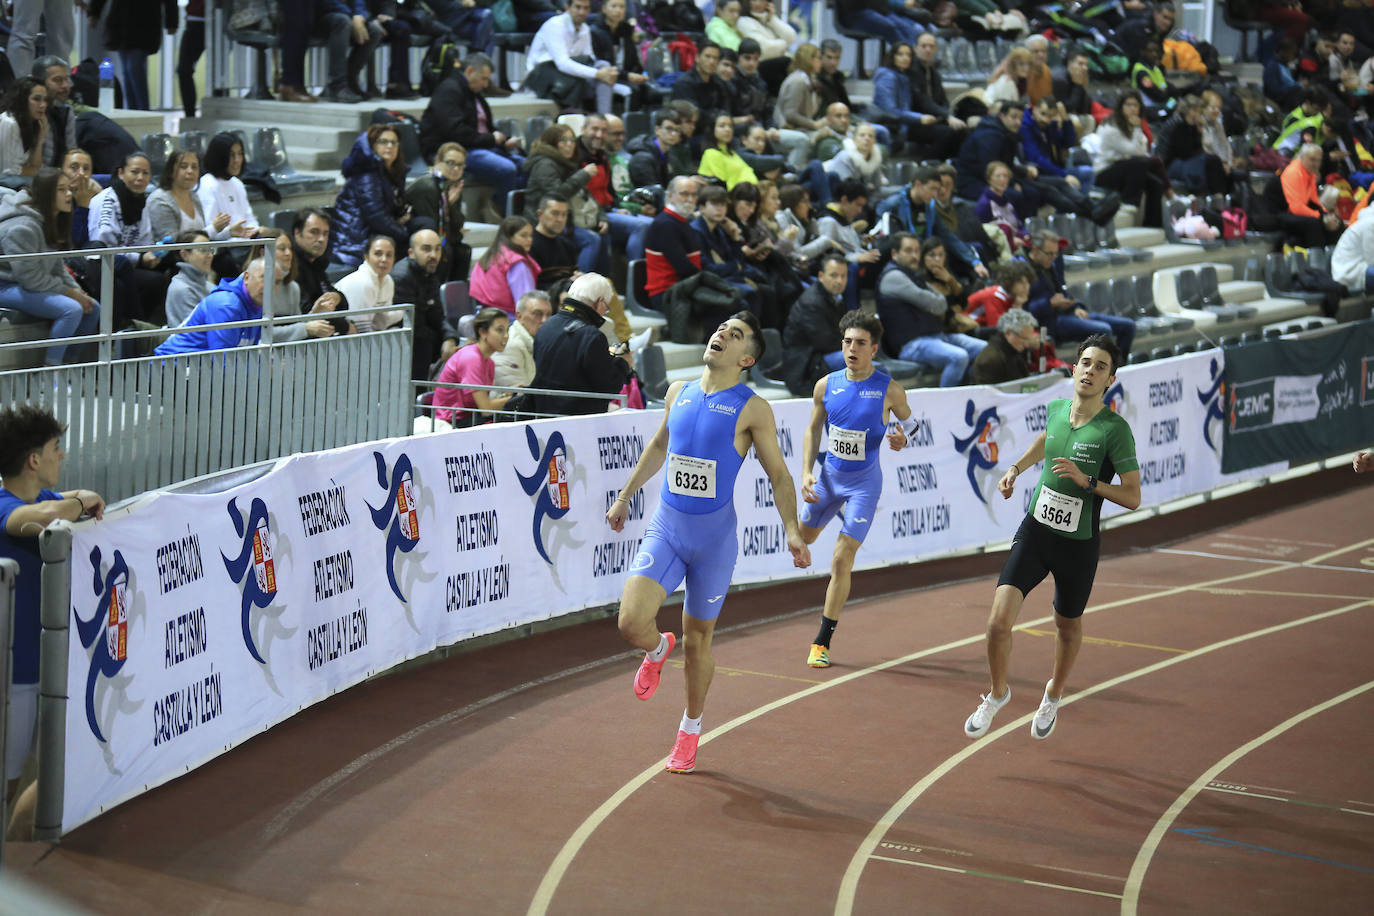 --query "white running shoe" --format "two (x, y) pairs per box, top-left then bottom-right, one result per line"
(1031, 681), (1060, 740)
(964, 687), (1011, 739)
